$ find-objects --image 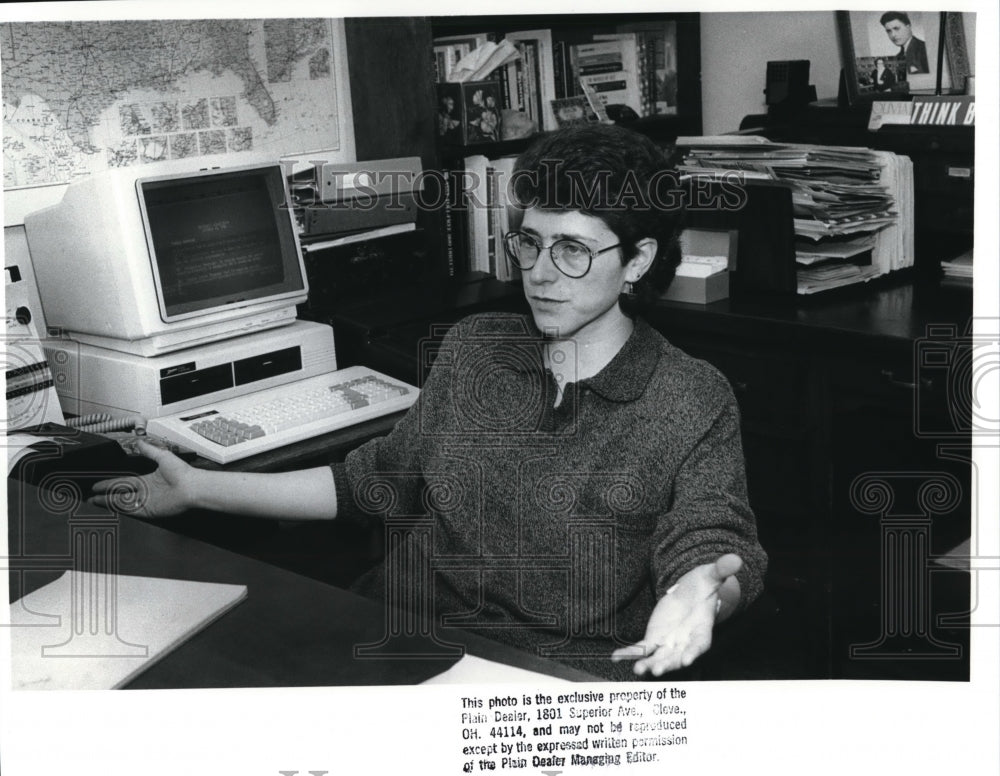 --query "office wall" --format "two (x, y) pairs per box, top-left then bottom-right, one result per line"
(701, 11), (842, 134)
